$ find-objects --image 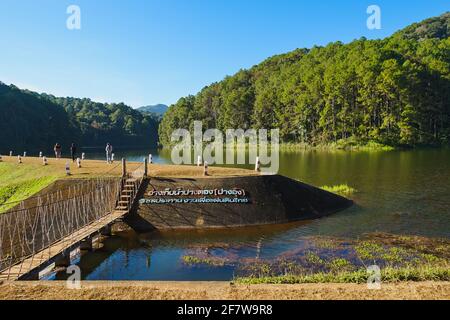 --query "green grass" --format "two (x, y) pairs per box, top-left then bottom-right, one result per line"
(321, 184), (356, 196)
(234, 264), (450, 284)
(279, 140), (395, 152)
(0, 162), (61, 213)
